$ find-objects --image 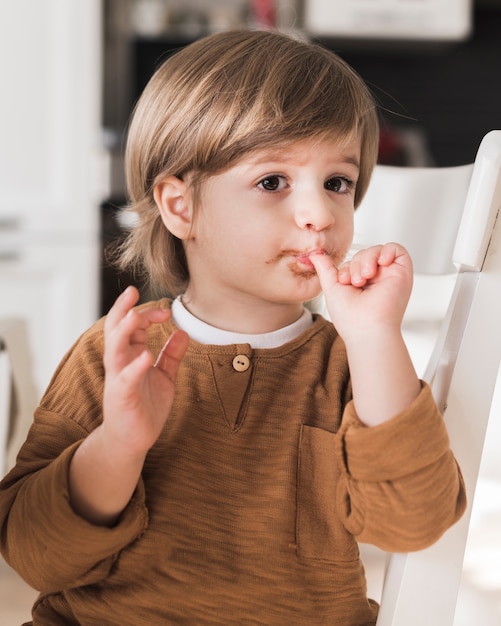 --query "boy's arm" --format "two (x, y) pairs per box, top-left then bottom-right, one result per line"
(69, 287), (188, 527)
(312, 245), (465, 549)
(0, 288), (188, 591)
(334, 384), (466, 551)
(311, 244), (420, 426)
(0, 425), (149, 593)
